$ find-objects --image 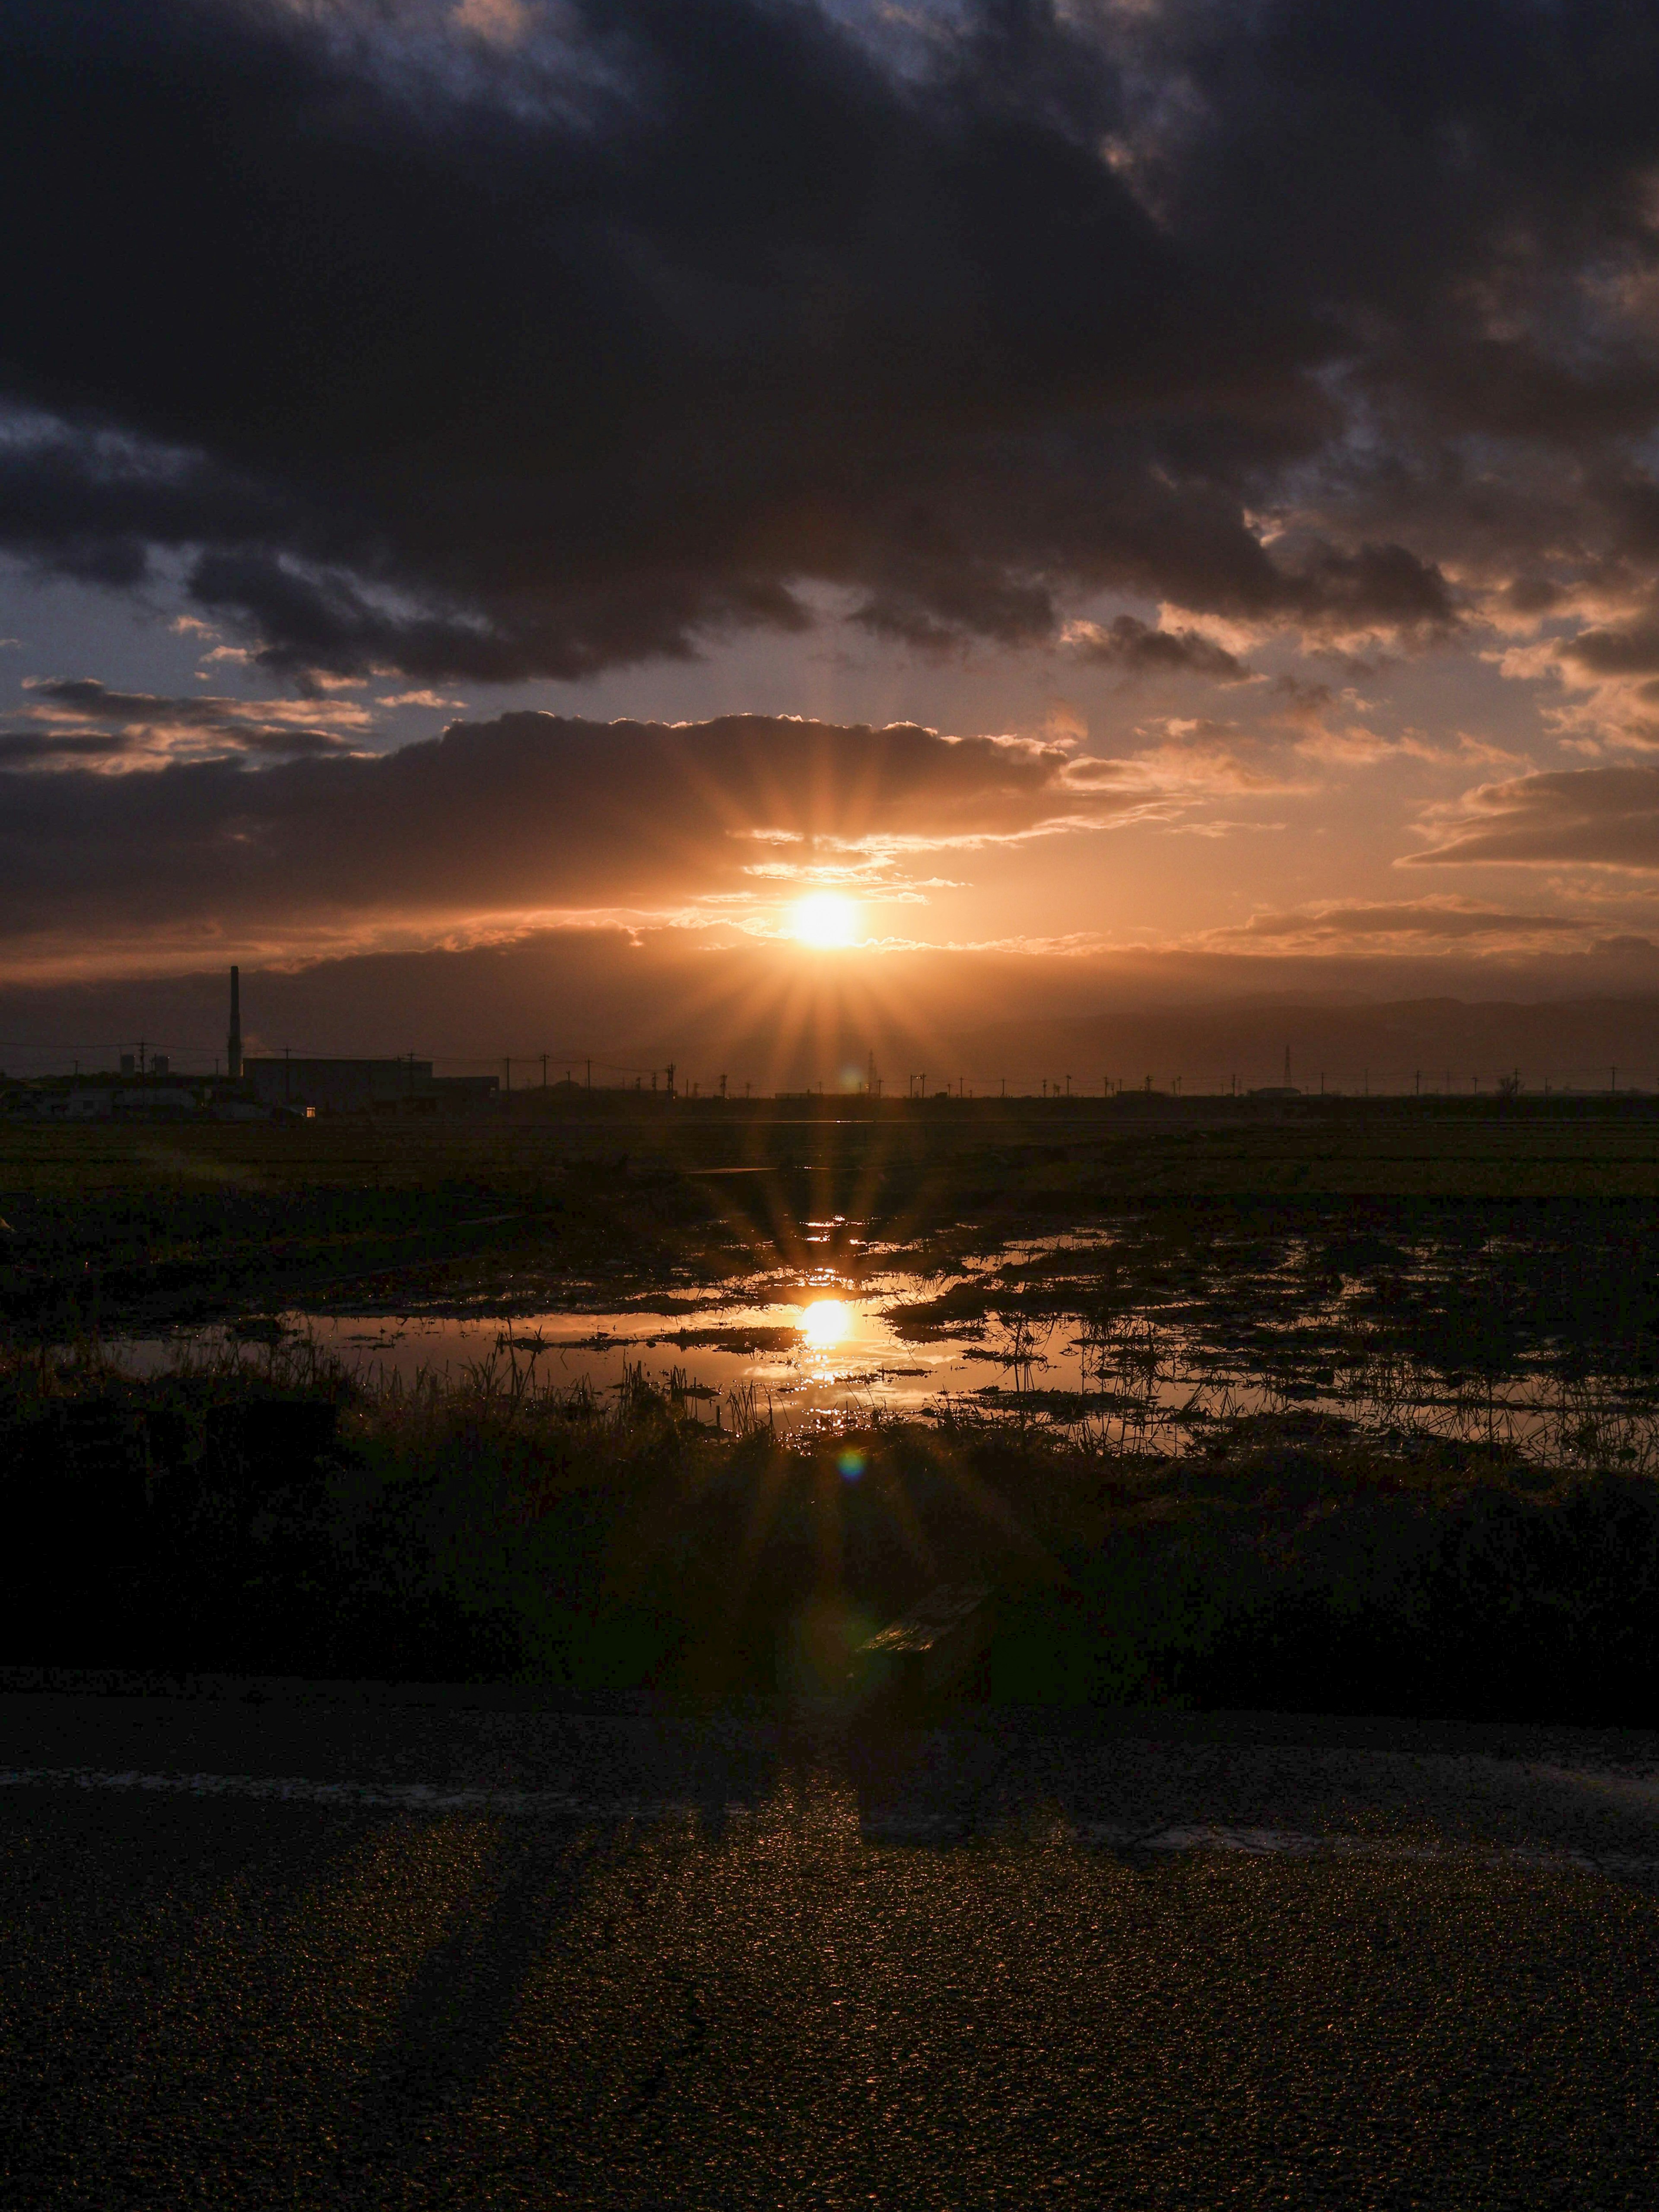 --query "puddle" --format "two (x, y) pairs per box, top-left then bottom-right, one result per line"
(88, 1220), (1659, 1462)
(110, 1278), (991, 1429)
